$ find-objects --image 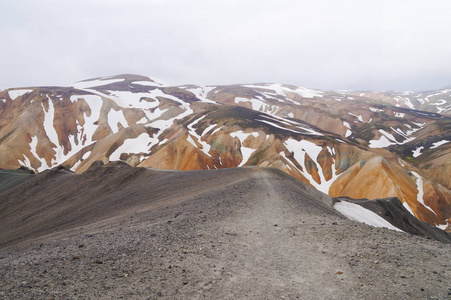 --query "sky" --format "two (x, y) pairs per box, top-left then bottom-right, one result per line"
(1, 0), (451, 91)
